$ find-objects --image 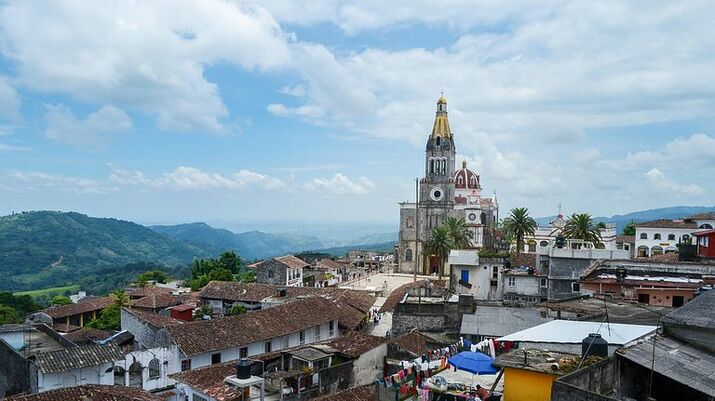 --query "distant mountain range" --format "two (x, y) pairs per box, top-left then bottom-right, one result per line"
(3, 206), (712, 292)
(0, 211), (396, 291)
(534, 206), (715, 233)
